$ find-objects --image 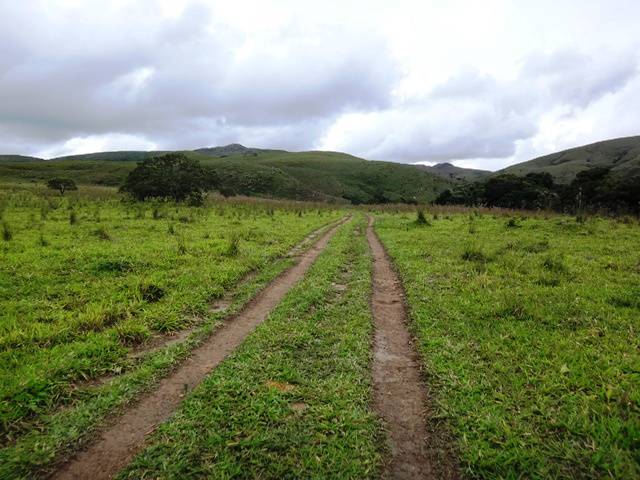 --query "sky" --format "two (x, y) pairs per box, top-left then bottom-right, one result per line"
(1, 0), (639, 170)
